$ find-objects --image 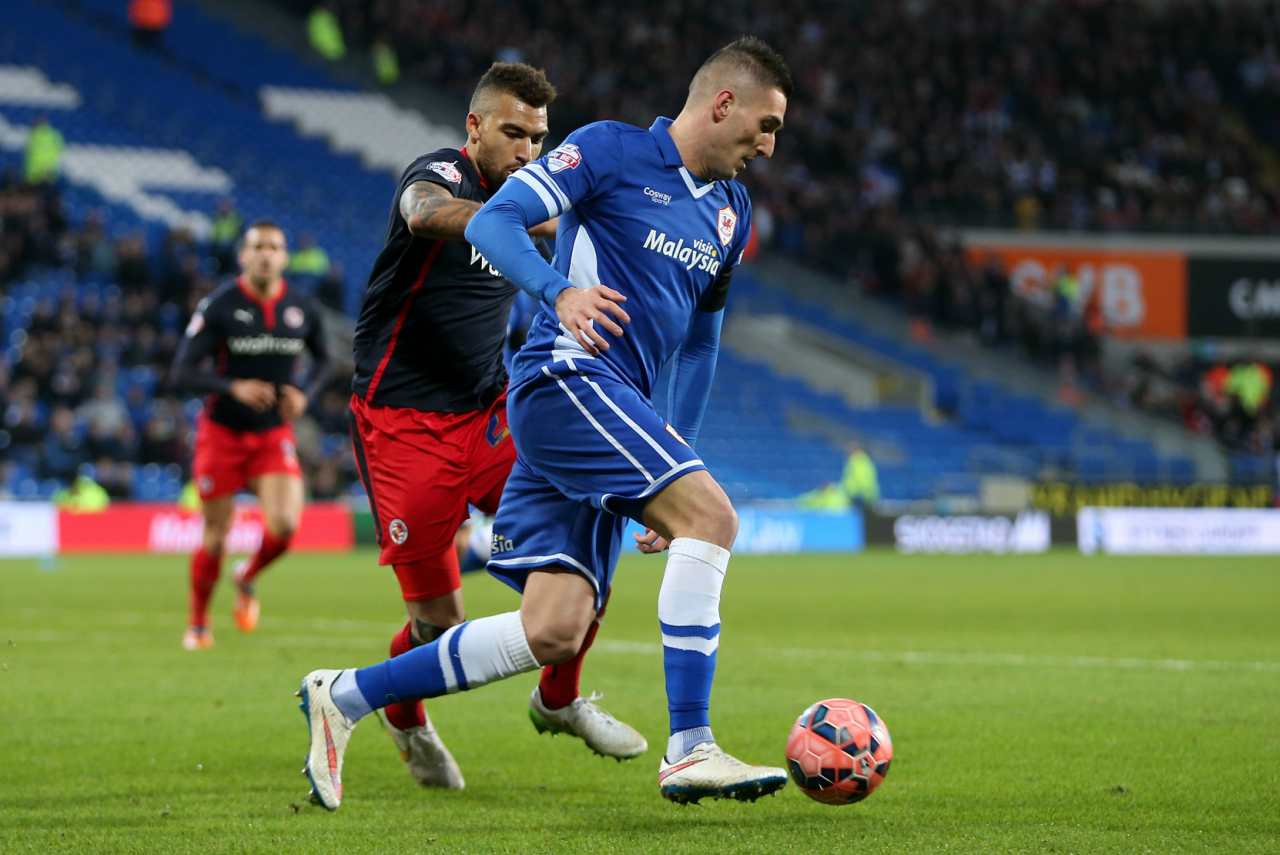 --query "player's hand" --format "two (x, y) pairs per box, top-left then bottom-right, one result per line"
(229, 379), (276, 412)
(555, 285), (630, 355)
(278, 385), (308, 421)
(633, 528), (669, 554)
(528, 217), (558, 239)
